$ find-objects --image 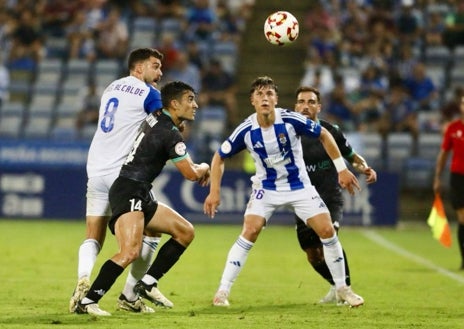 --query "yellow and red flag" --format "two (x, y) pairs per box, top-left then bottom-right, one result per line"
(427, 194), (452, 248)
